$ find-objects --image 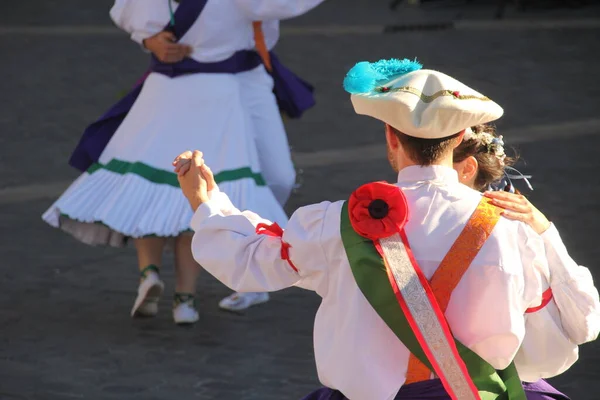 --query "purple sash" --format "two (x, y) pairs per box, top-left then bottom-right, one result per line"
(269, 52), (315, 119)
(301, 380), (570, 400)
